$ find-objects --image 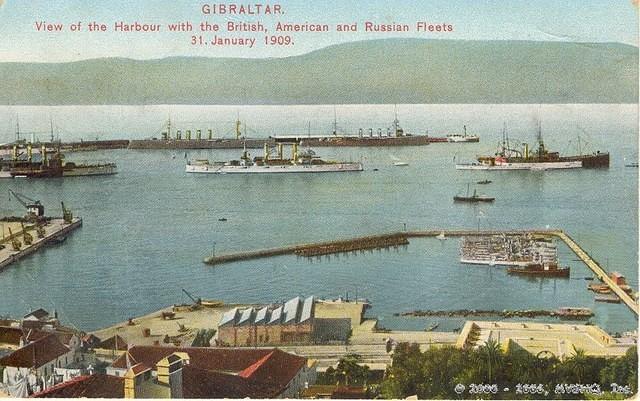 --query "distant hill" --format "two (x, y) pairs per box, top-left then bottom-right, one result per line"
(0, 39), (637, 104)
